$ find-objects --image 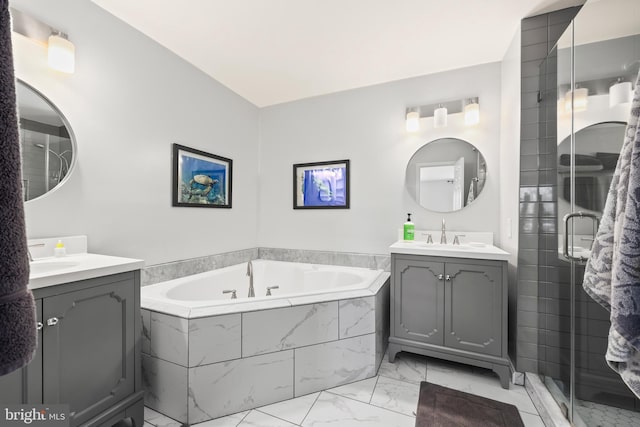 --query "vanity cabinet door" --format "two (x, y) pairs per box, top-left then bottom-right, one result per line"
(444, 262), (503, 357)
(0, 299), (42, 404)
(42, 276), (135, 426)
(393, 258), (445, 345)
